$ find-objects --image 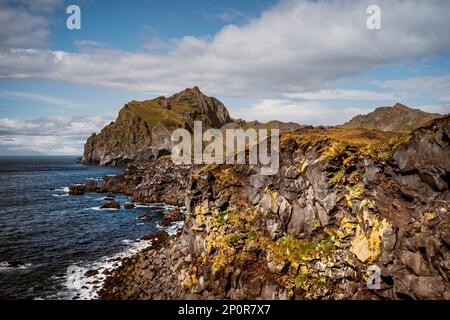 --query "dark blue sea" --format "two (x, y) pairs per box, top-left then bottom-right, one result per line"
(0, 156), (181, 299)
